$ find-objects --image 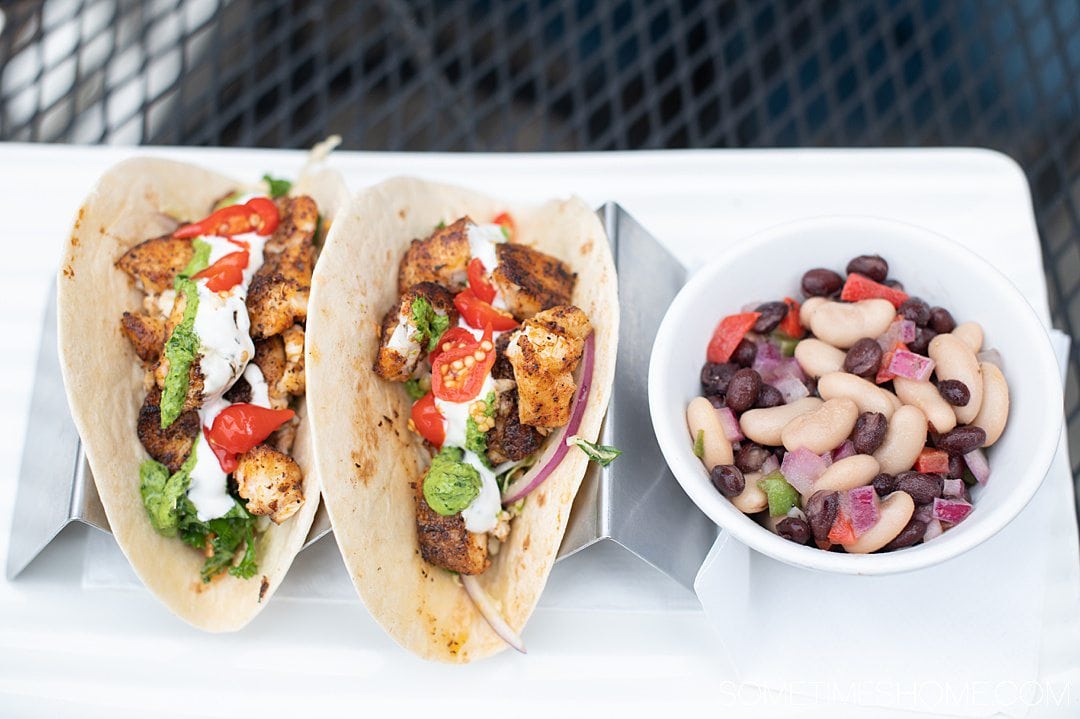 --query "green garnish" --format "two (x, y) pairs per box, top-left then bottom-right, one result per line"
(566, 435), (623, 467)
(499, 225), (510, 240)
(159, 277), (201, 428)
(410, 296), (451, 353)
(139, 455), (195, 537)
(693, 429), (705, 458)
(179, 238), (211, 278)
(775, 334), (799, 357)
(435, 220), (446, 230)
(758, 471), (801, 516)
(423, 446), (482, 516)
(464, 391), (497, 465)
(262, 174), (292, 198)
(404, 378), (427, 401)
